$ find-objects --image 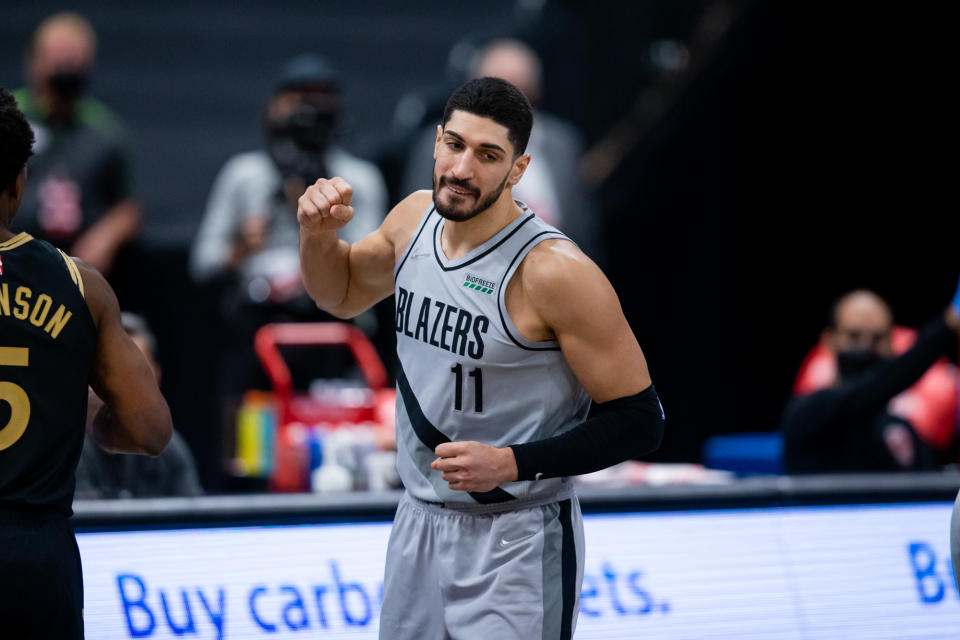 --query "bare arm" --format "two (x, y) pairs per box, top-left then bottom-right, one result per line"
(298, 178), (429, 318)
(79, 260), (172, 455)
(524, 240), (652, 400)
